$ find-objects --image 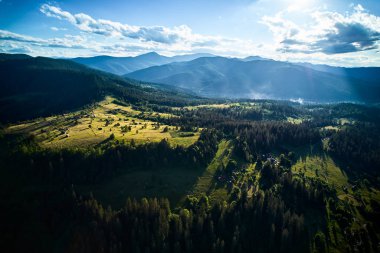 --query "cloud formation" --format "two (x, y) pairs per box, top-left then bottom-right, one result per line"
(36, 4), (263, 57)
(0, 30), (89, 49)
(40, 4), (193, 45)
(0, 42), (32, 54)
(2, 3), (379, 66)
(261, 4), (380, 54)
